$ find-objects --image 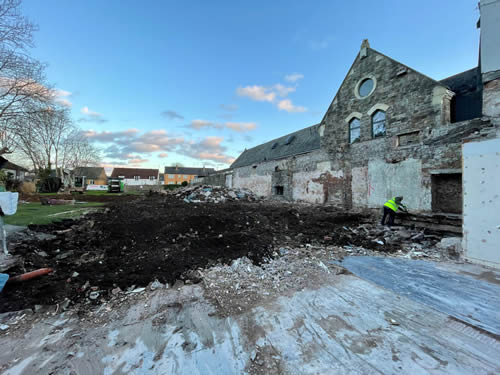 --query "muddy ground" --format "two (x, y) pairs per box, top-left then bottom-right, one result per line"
(1, 193), (399, 313)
